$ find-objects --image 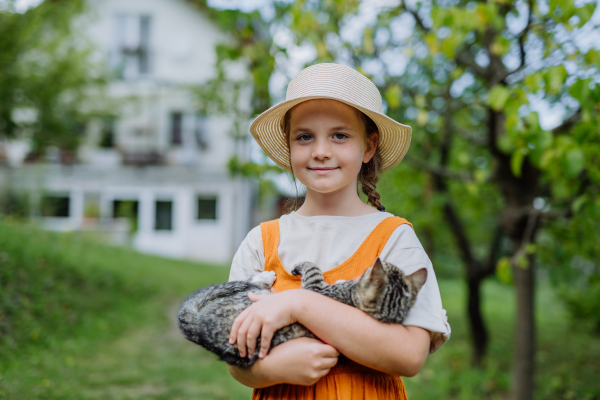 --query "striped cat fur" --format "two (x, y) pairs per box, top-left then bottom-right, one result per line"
(177, 258), (427, 368)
